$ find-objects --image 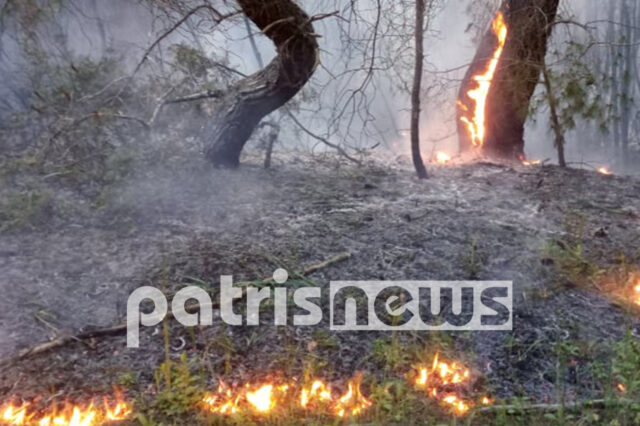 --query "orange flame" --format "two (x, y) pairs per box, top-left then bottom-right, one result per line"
(598, 167), (612, 175)
(412, 353), (482, 415)
(300, 380), (333, 408)
(634, 282), (640, 306)
(203, 375), (372, 419)
(202, 381), (242, 415)
(1, 393), (131, 425)
(2, 403), (30, 425)
(443, 394), (470, 415)
(246, 384), (275, 413)
(333, 373), (372, 418)
(459, 11), (508, 147)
